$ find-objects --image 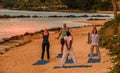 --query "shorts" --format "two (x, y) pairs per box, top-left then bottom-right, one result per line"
(60, 38), (65, 45)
